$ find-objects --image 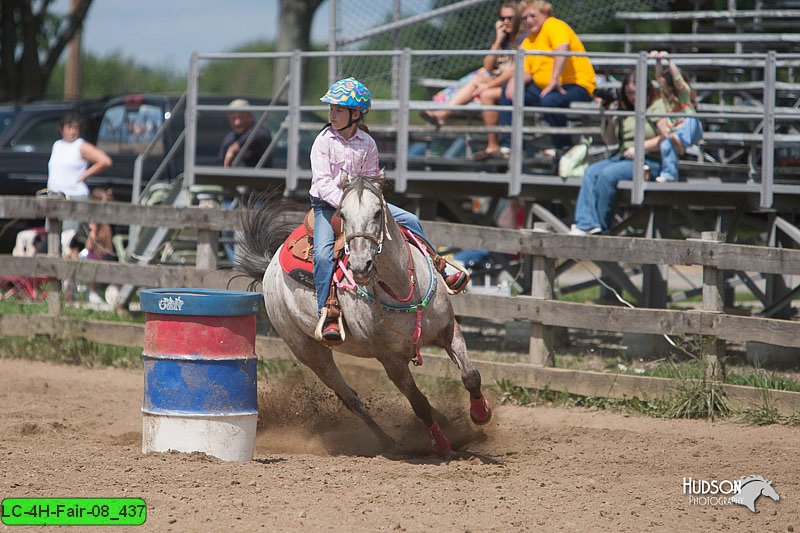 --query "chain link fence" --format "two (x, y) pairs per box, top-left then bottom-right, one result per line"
(333, 0), (671, 99)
